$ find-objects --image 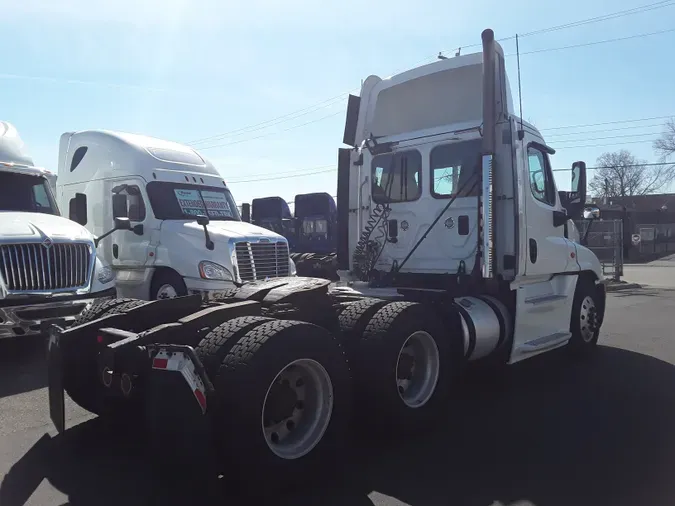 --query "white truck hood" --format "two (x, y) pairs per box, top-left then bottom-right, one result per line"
(163, 219), (286, 242)
(0, 212), (93, 242)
